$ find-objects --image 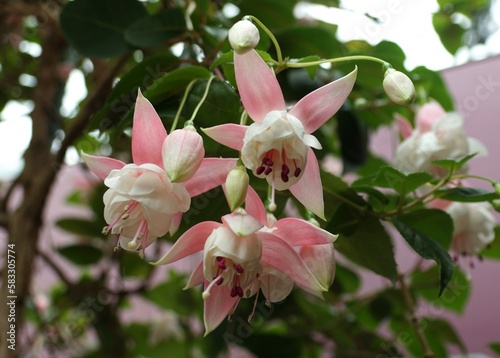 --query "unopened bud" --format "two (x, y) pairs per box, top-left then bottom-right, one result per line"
(493, 182), (500, 196)
(383, 68), (415, 106)
(491, 199), (500, 212)
(225, 166), (249, 211)
(228, 20), (260, 54)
